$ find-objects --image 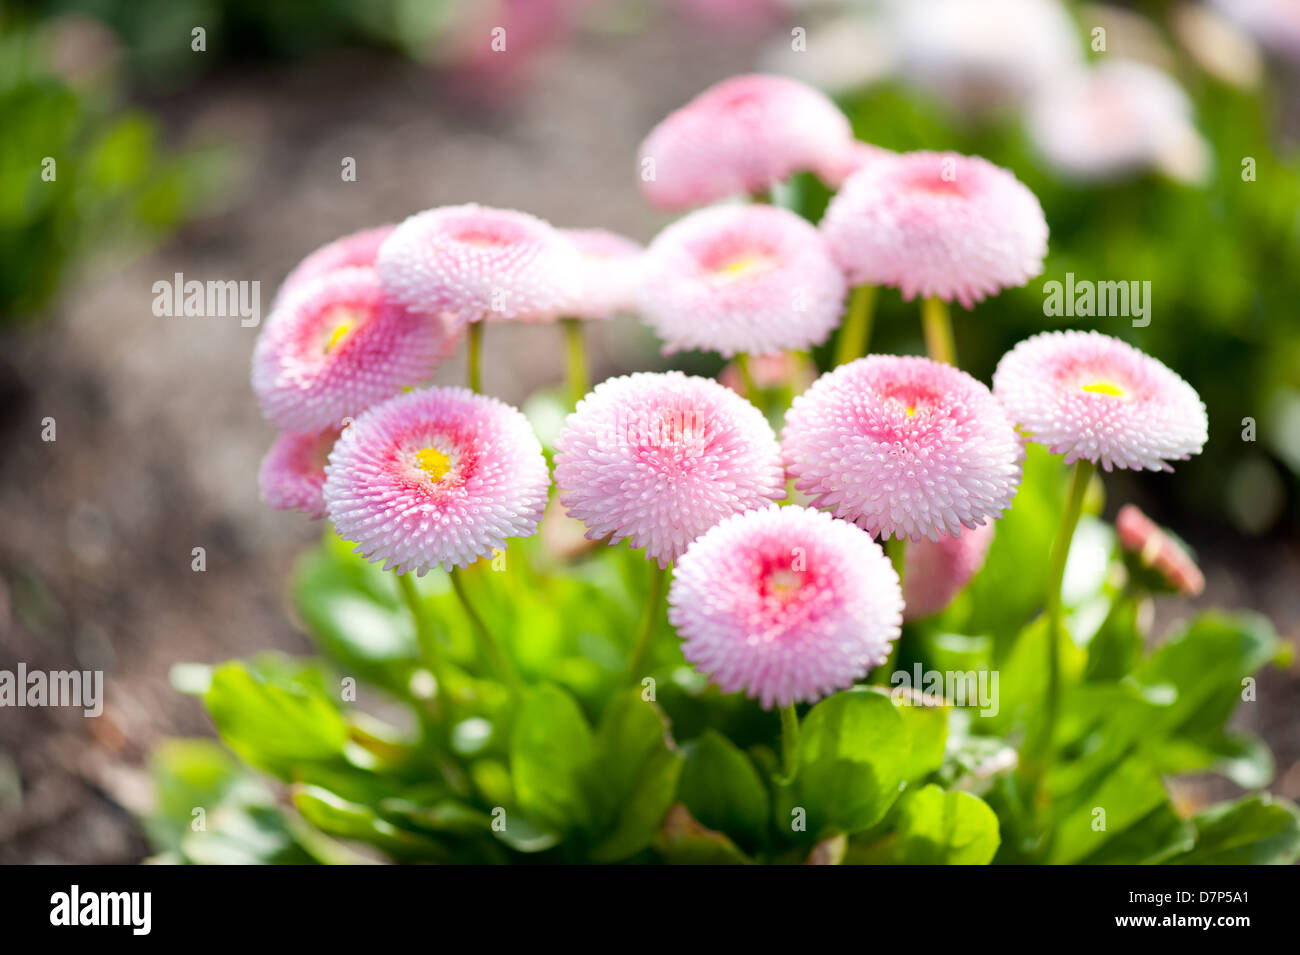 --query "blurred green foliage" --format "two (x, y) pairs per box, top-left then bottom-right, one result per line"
(0, 16), (214, 324)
